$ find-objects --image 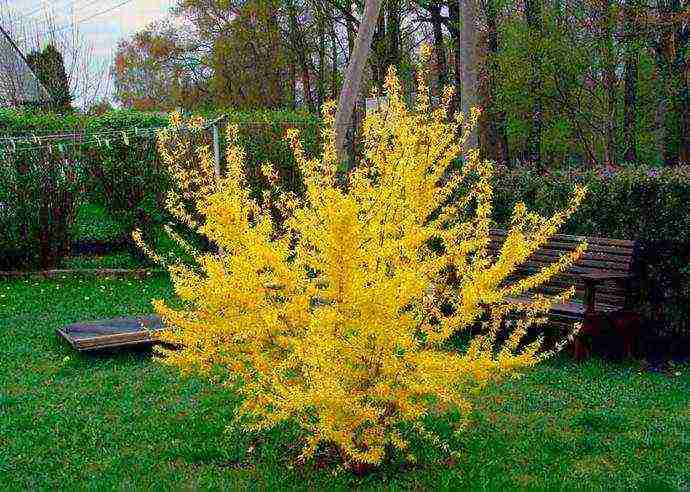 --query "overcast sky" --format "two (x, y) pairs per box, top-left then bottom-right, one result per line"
(2, 0), (178, 106)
